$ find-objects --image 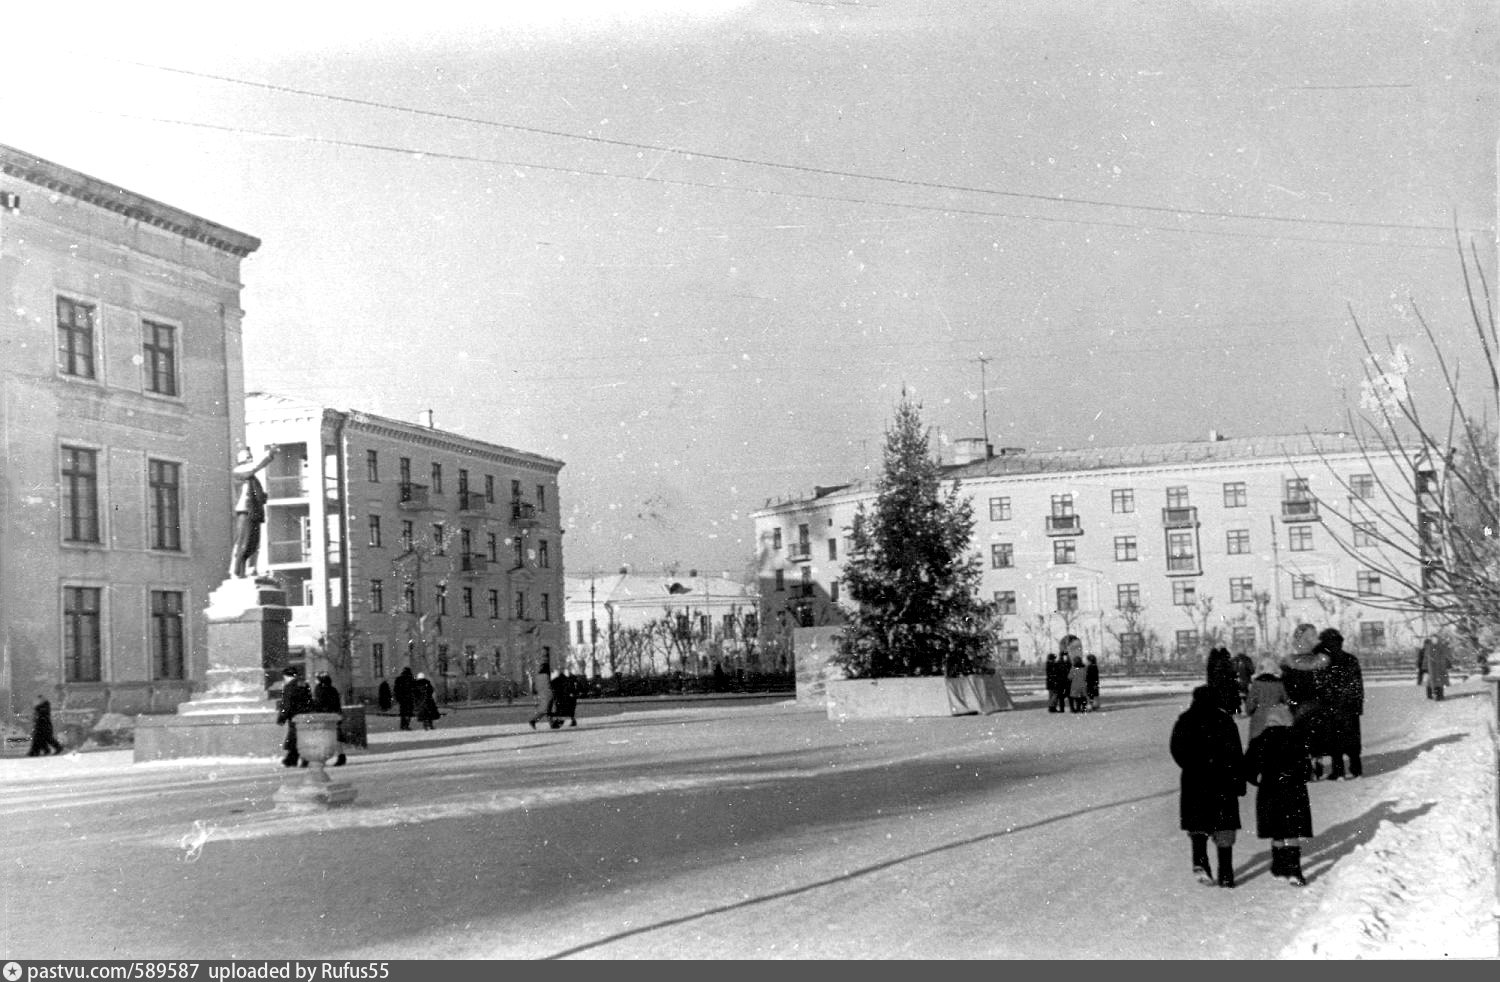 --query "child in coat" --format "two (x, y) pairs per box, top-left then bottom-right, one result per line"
(1244, 704), (1313, 886)
(1170, 685), (1246, 888)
